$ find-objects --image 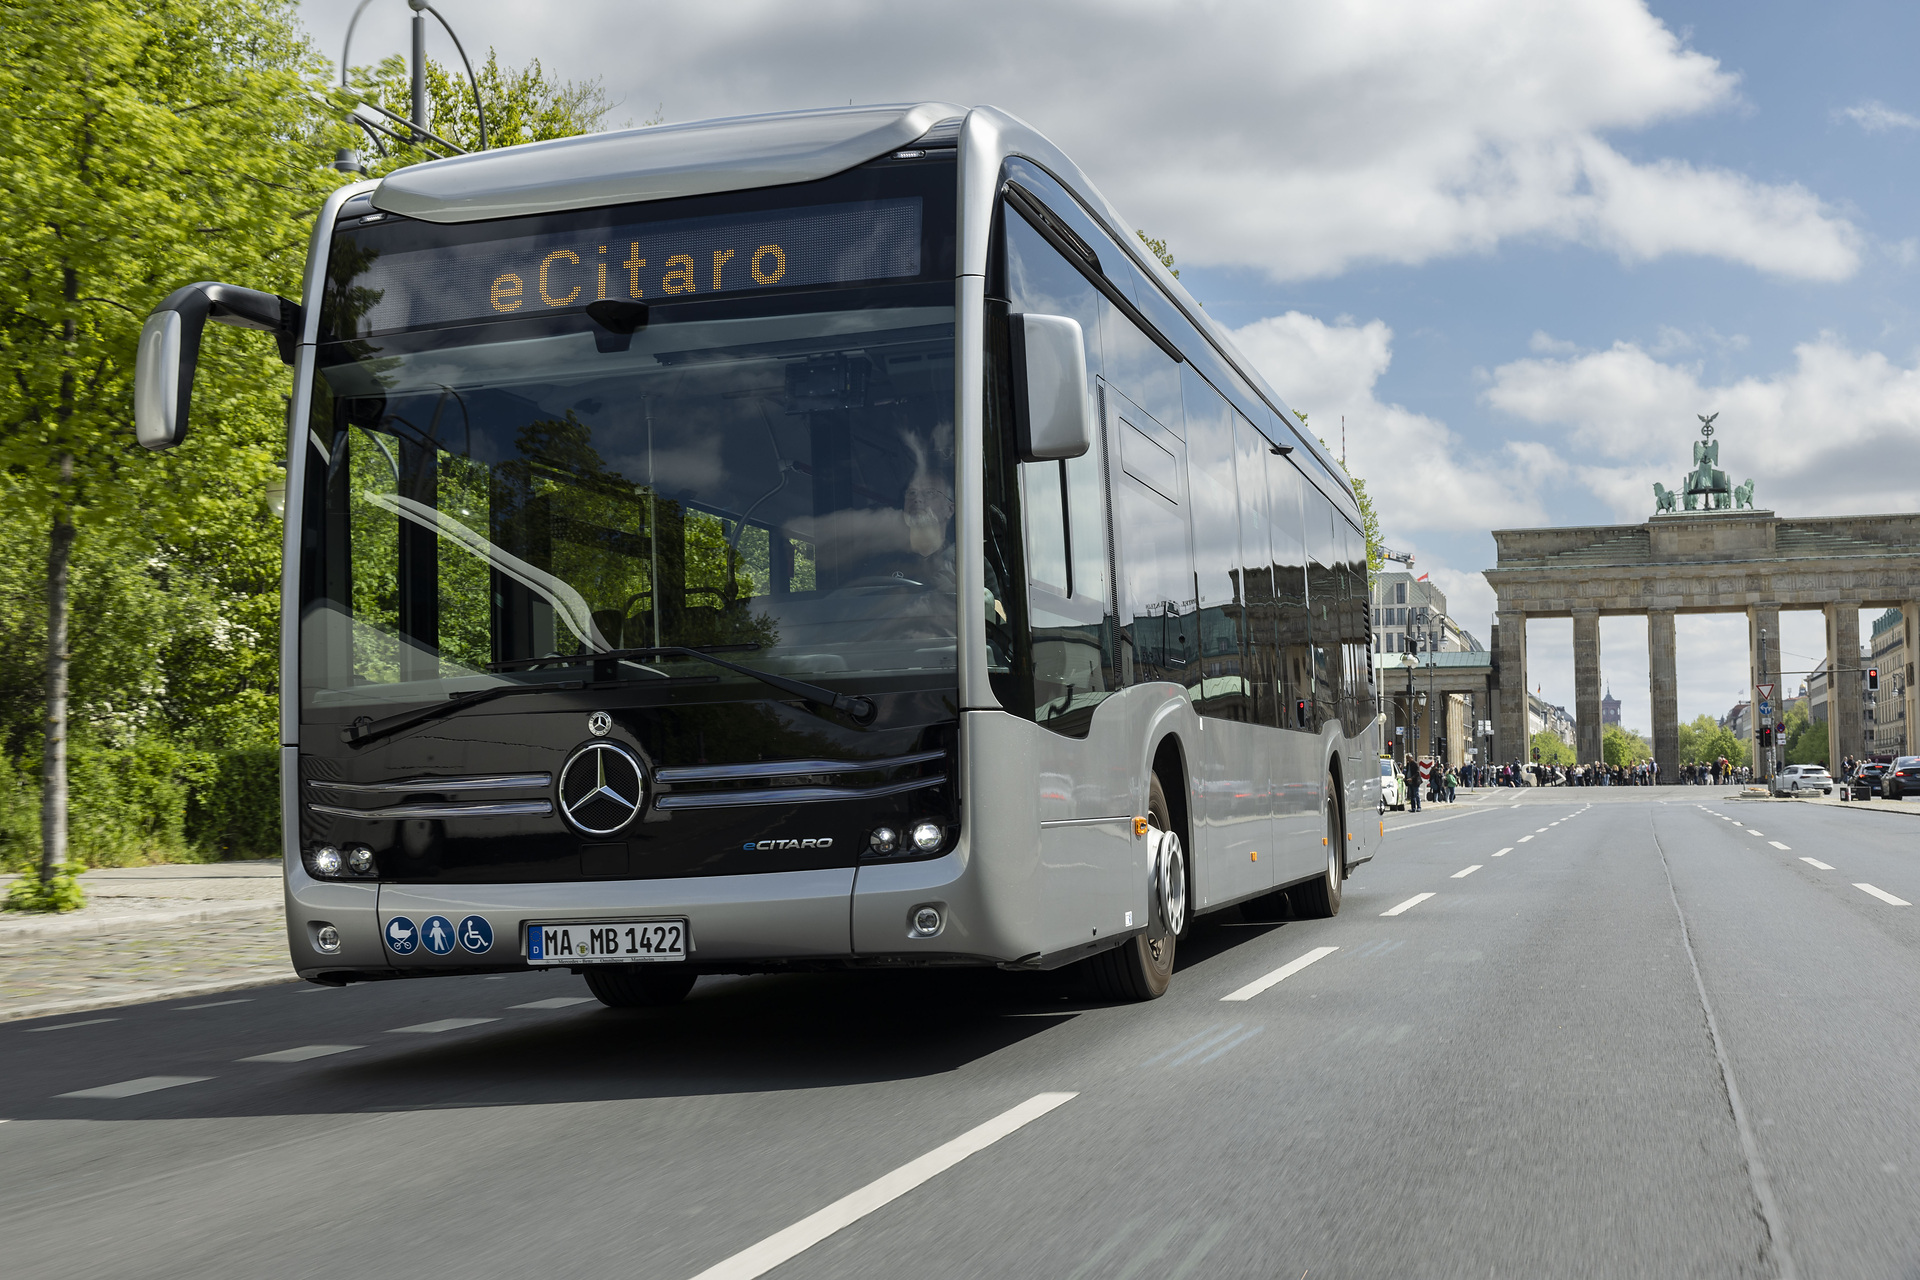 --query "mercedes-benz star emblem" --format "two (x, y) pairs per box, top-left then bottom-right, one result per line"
(558, 742), (645, 836)
(587, 710), (613, 737)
